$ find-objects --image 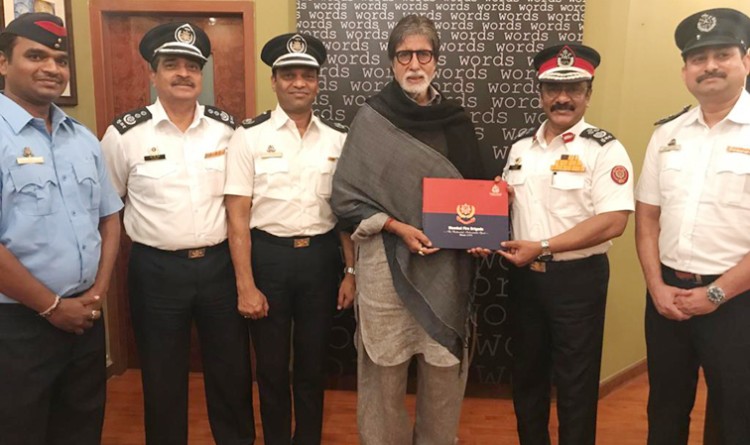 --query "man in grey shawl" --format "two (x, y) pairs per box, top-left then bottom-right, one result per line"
(330, 14), (485, 445)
